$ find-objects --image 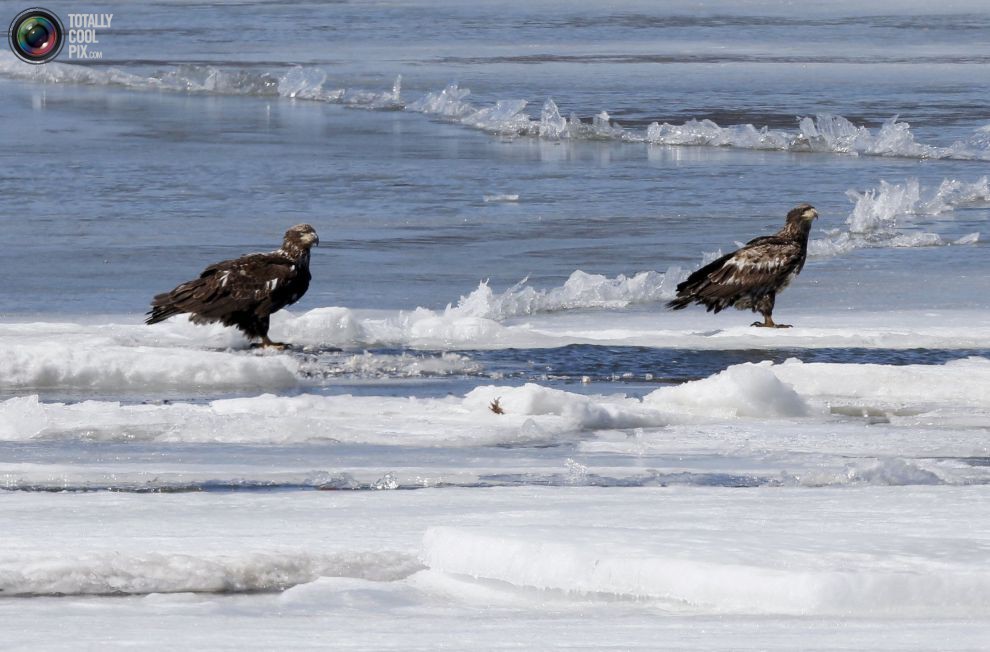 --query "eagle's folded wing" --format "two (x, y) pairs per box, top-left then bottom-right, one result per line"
(149, 254), (298, 324)
(195, 254), (299, 318)
(701, 240), (803, 298)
